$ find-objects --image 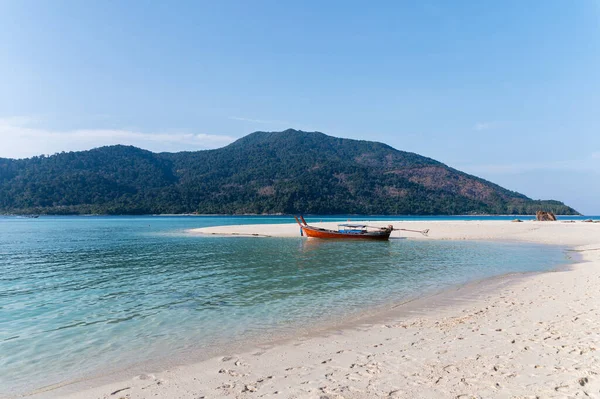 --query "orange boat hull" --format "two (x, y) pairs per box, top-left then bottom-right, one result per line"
(301, 226), (392, 240)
